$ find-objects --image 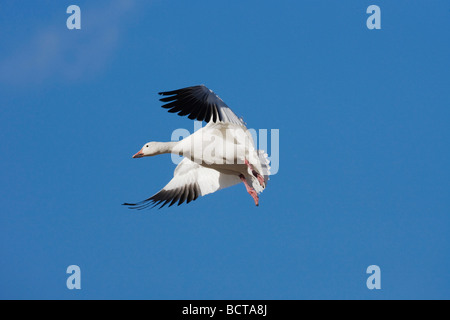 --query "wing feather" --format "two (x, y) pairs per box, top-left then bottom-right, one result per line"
(158, 85), (245, 125)
(123, 158), (241, 210)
